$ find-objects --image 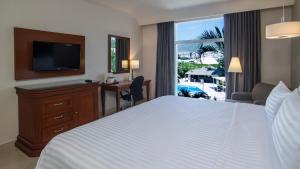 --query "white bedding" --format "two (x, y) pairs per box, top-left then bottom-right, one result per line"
(36, 96), (280, 169)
